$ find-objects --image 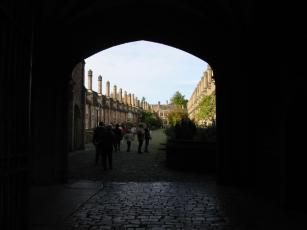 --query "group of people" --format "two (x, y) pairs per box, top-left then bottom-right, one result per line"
(92, 122), (152, 170)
